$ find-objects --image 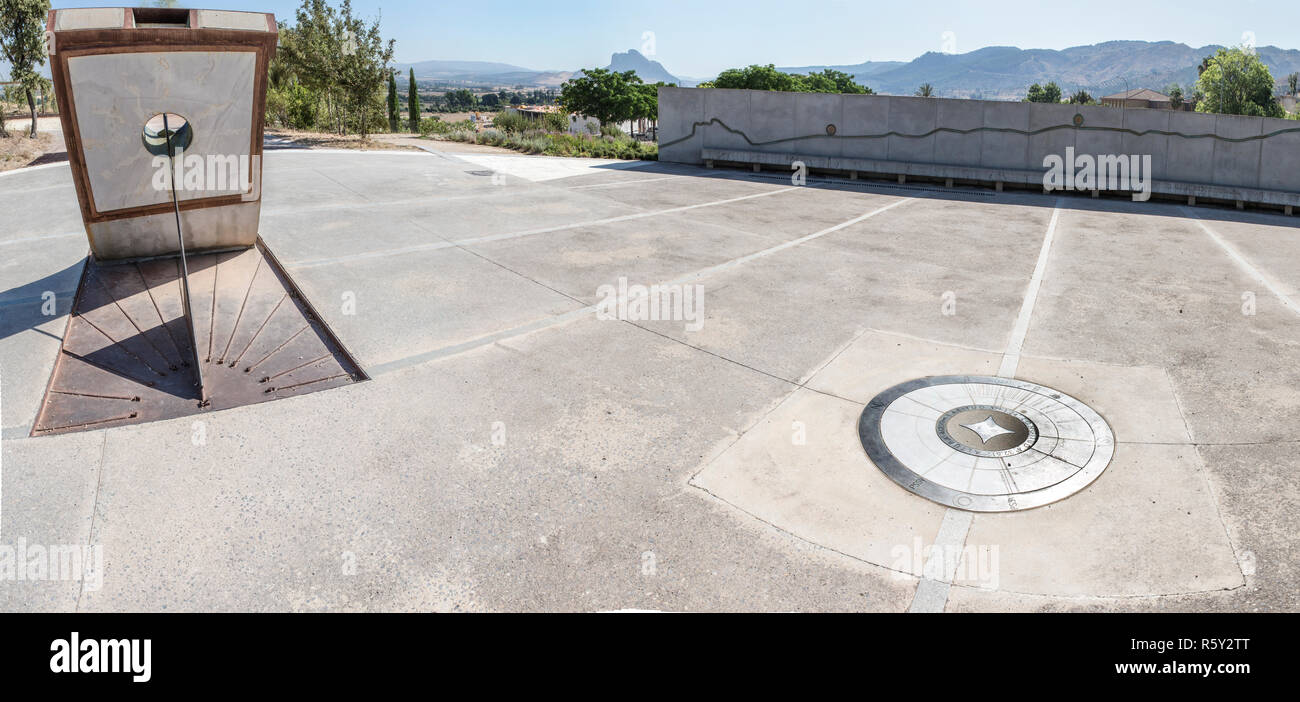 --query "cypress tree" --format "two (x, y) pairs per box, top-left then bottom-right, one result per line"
(408, 68), (421, 133)
(386, 71), (399, 132)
